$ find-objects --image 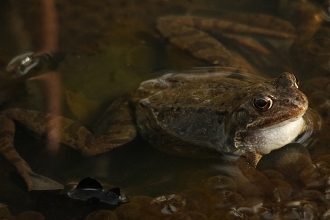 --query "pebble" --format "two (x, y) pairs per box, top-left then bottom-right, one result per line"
(300, 161), (330, 188)
(115, 202), (143, 219)
(178, 189), (210, 214)
(210, 190), (245, 210)
(262, 179), (292, 203)
(16, 211), (45, 220)
(261, 170), (285, 181)
(186, 170), (213, 189)
(282, 201), (318, 220)
(85, 210), (117, 220)
(203, 175), (237, 197)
